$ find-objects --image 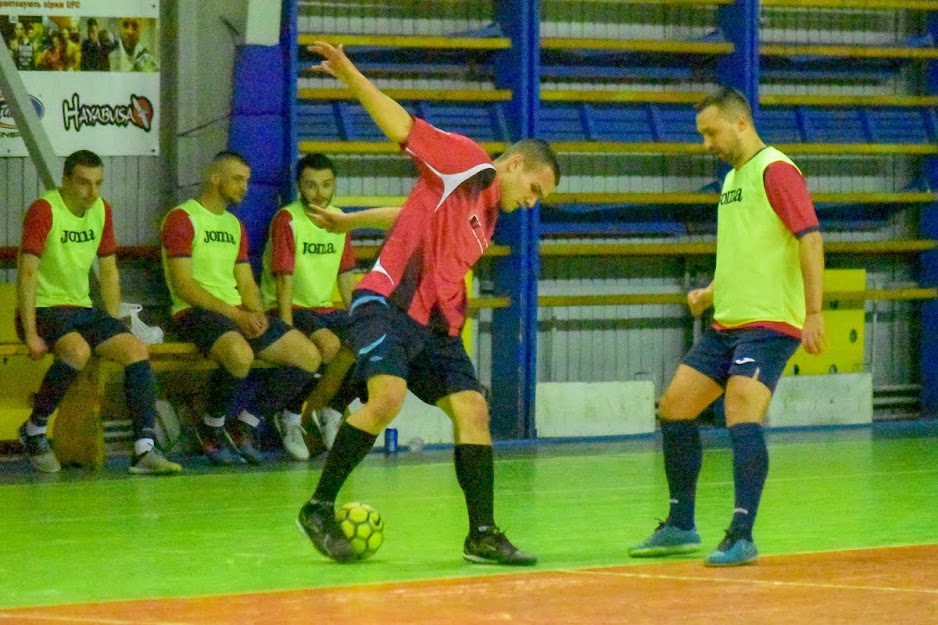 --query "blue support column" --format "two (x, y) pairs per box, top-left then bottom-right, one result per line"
(919, 12), (938, 418)
(283, 0), (299, 204)
(489, 0), (540, 439)
(227, 0), (296, 267)
(716, 0), (759, 119)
